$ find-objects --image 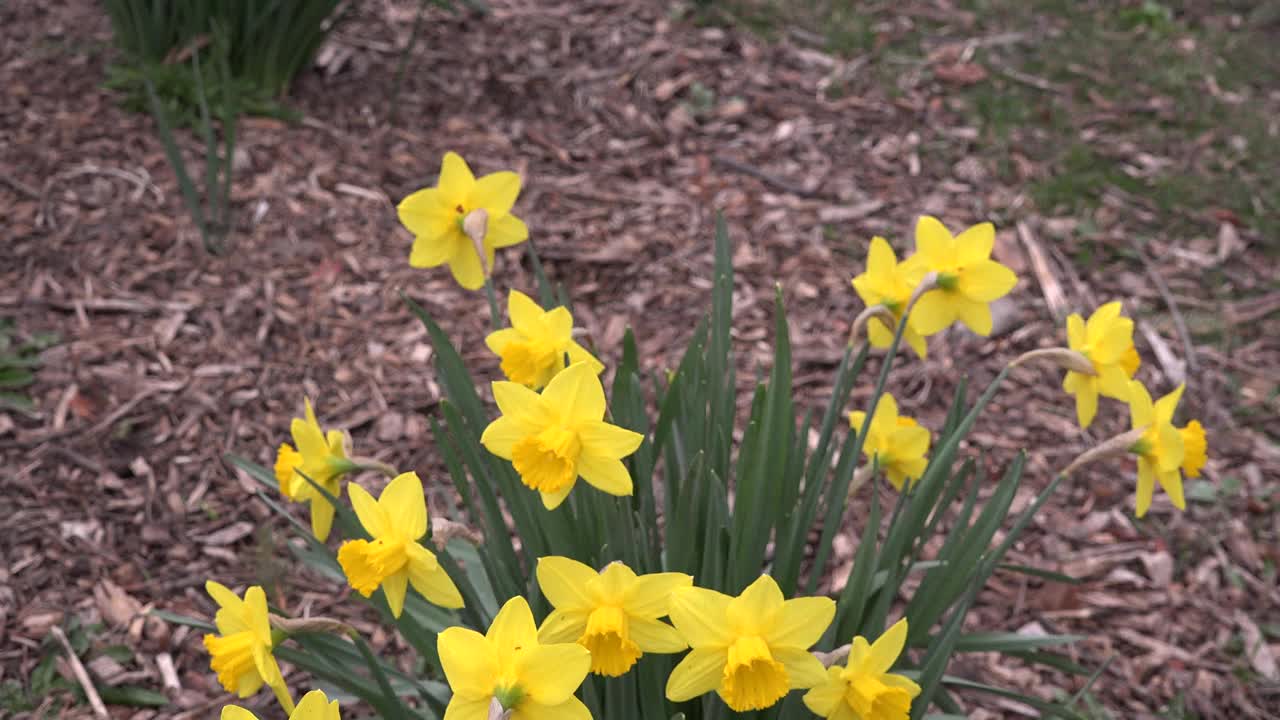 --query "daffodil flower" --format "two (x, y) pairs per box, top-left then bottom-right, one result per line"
(337, 472), (464, 618)
(485, 290), (604, 390)
(849, 393), (930, 491)
(397, 151), (528, 290)
(851, 237), (928, 358)
(438, 596), (592, 720)
(903, 216), (1018, 336)
(1127, 381), (1191, 517)
(536, 556), (691, 677)
(274, 399), (354, 542)
(1062, 302), (1140, 429)
(202, 581), (293, 713)
(481, 361), (643, 509)
(222, 689), (339, 720)
(804, 619), (920, 720)
(665, 574), (834, 712)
